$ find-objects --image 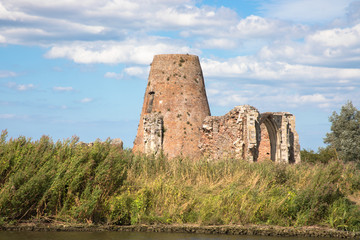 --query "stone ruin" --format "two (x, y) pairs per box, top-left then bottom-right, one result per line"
(200, 106), (300, 163)
(133, 54), (300, 163)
